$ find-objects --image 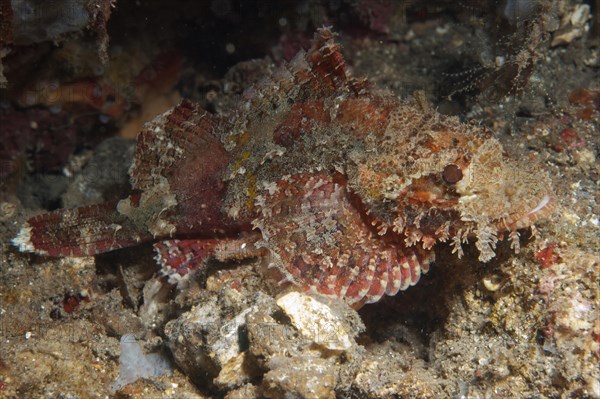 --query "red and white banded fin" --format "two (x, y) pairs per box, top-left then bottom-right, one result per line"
(13, 197), (153, 257)
(154, 239), (220, 284)
(155, 234), (265, 284)
(254, 173), (435, 308)
(364, 255), (389, 304)
(288, 27), (369, 98)
(302, 27), (350, 92)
